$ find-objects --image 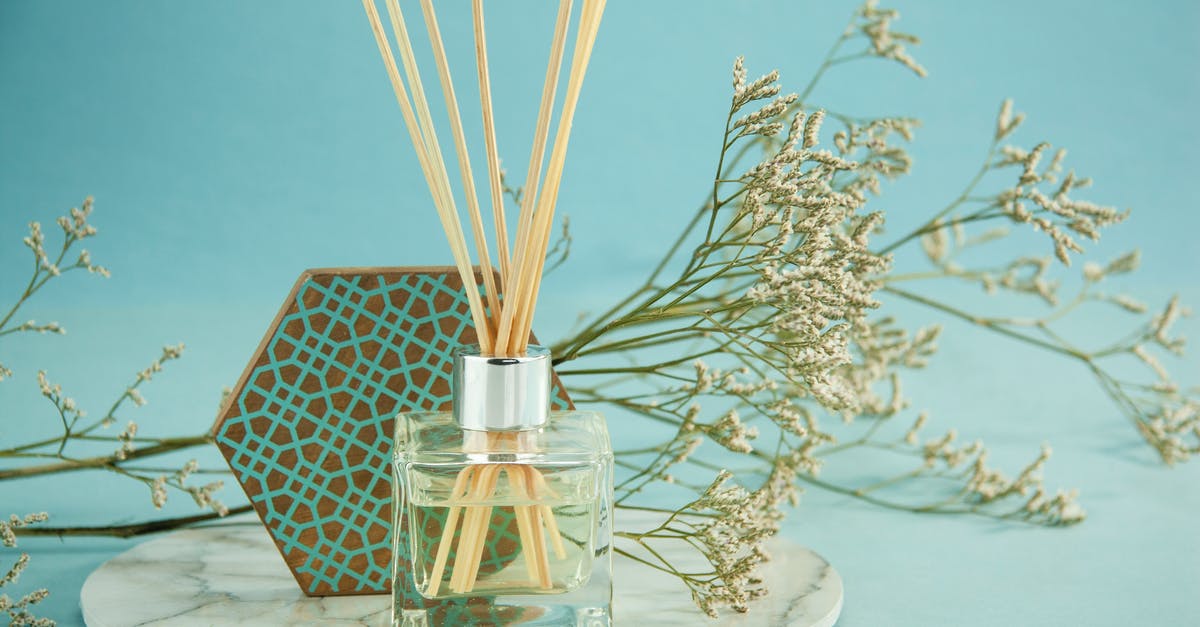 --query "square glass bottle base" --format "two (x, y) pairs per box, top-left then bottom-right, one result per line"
(392, 409), (614, 627)
(392, 506), (612, 626)
(392, 524), (611, 626)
